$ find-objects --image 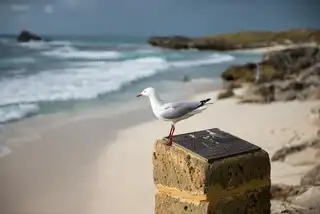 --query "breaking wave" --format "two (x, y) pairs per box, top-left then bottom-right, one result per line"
(0, 103), (39, 123)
